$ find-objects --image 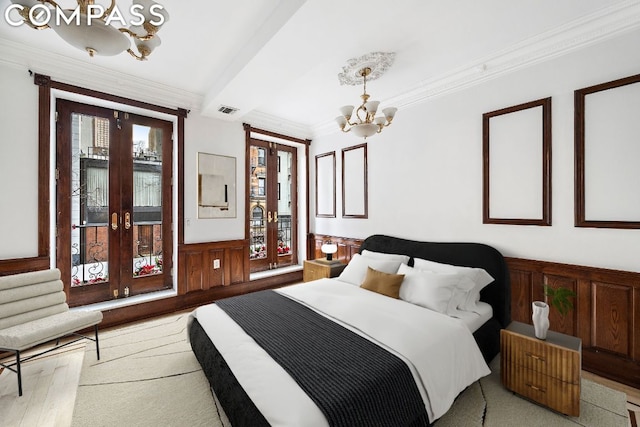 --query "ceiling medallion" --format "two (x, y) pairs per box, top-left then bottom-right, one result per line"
(335, 52), (398, 139)
(337, 52), (396, 86)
